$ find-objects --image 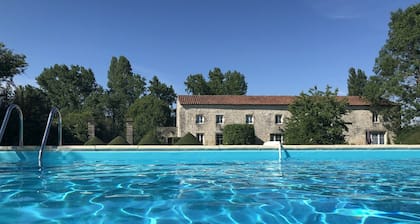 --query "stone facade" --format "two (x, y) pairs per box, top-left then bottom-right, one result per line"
(176, 95), (394, 145)
(343, 106), (392, 144)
